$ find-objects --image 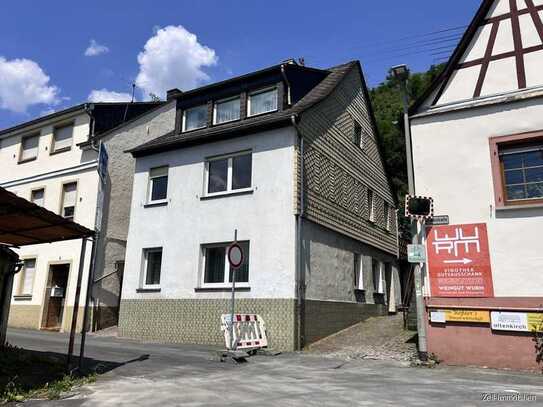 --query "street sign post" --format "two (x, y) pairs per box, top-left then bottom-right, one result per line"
(426, 215), (449, 226)
(227, 230), (244, 350)
(407, 244), (426, 263)
(426, 223), (494, 297)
